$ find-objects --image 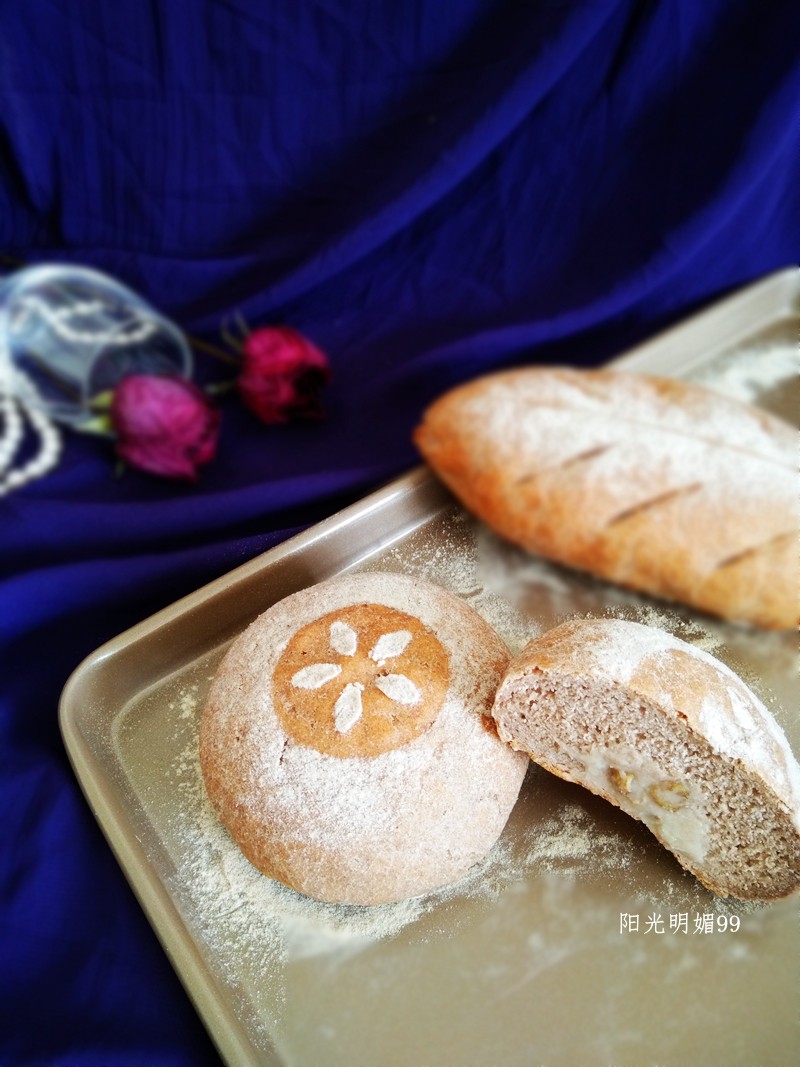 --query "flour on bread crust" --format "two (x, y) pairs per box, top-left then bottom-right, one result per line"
(491, 617), (800, 902)
(414, 368), (799, 629)
(200, 571), (528, 906)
